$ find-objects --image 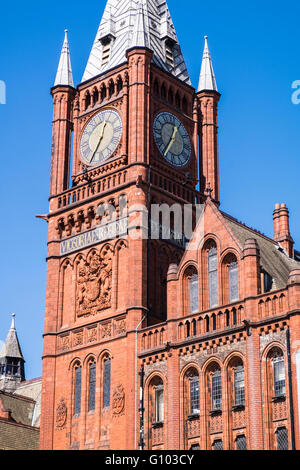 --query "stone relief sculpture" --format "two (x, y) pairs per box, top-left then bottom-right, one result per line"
(76, 247), (112, 317)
